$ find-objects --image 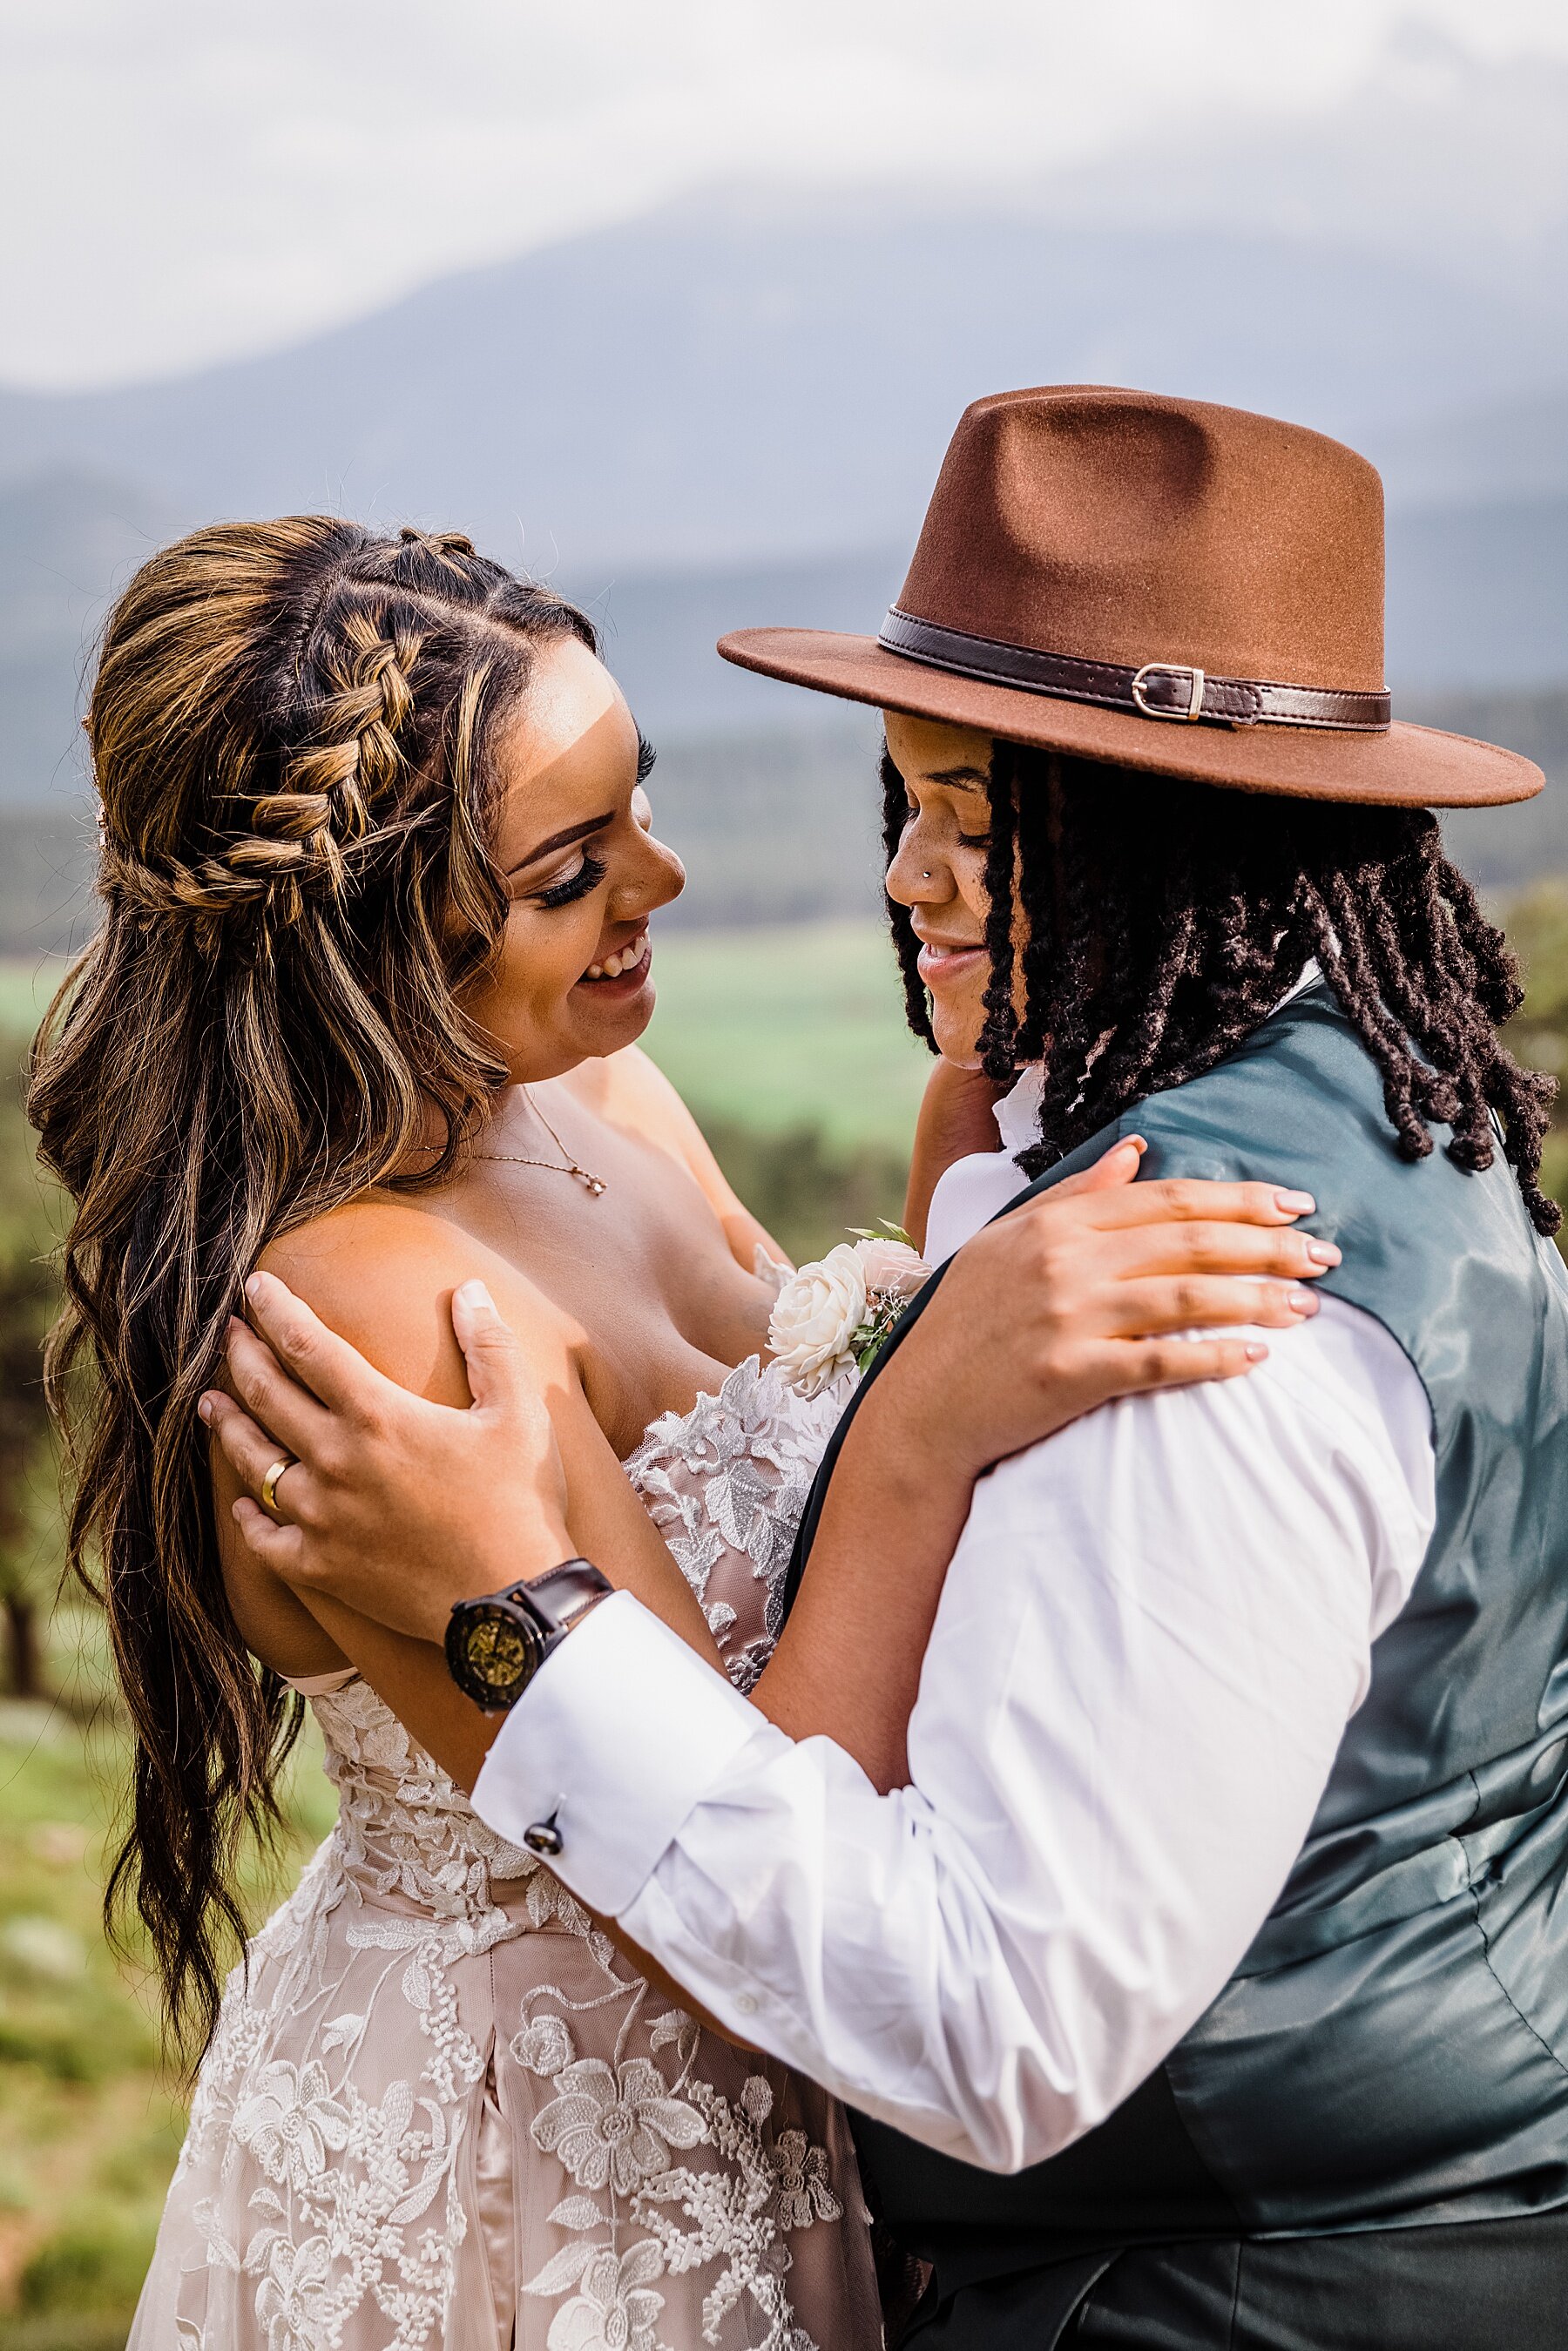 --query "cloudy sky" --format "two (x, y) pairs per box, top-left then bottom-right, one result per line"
(8, 0), (1568, 389)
